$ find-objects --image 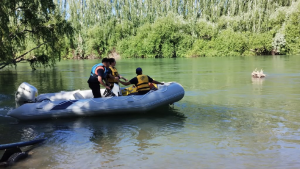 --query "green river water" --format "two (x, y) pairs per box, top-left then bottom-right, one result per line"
(0, 56), (300, 168)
